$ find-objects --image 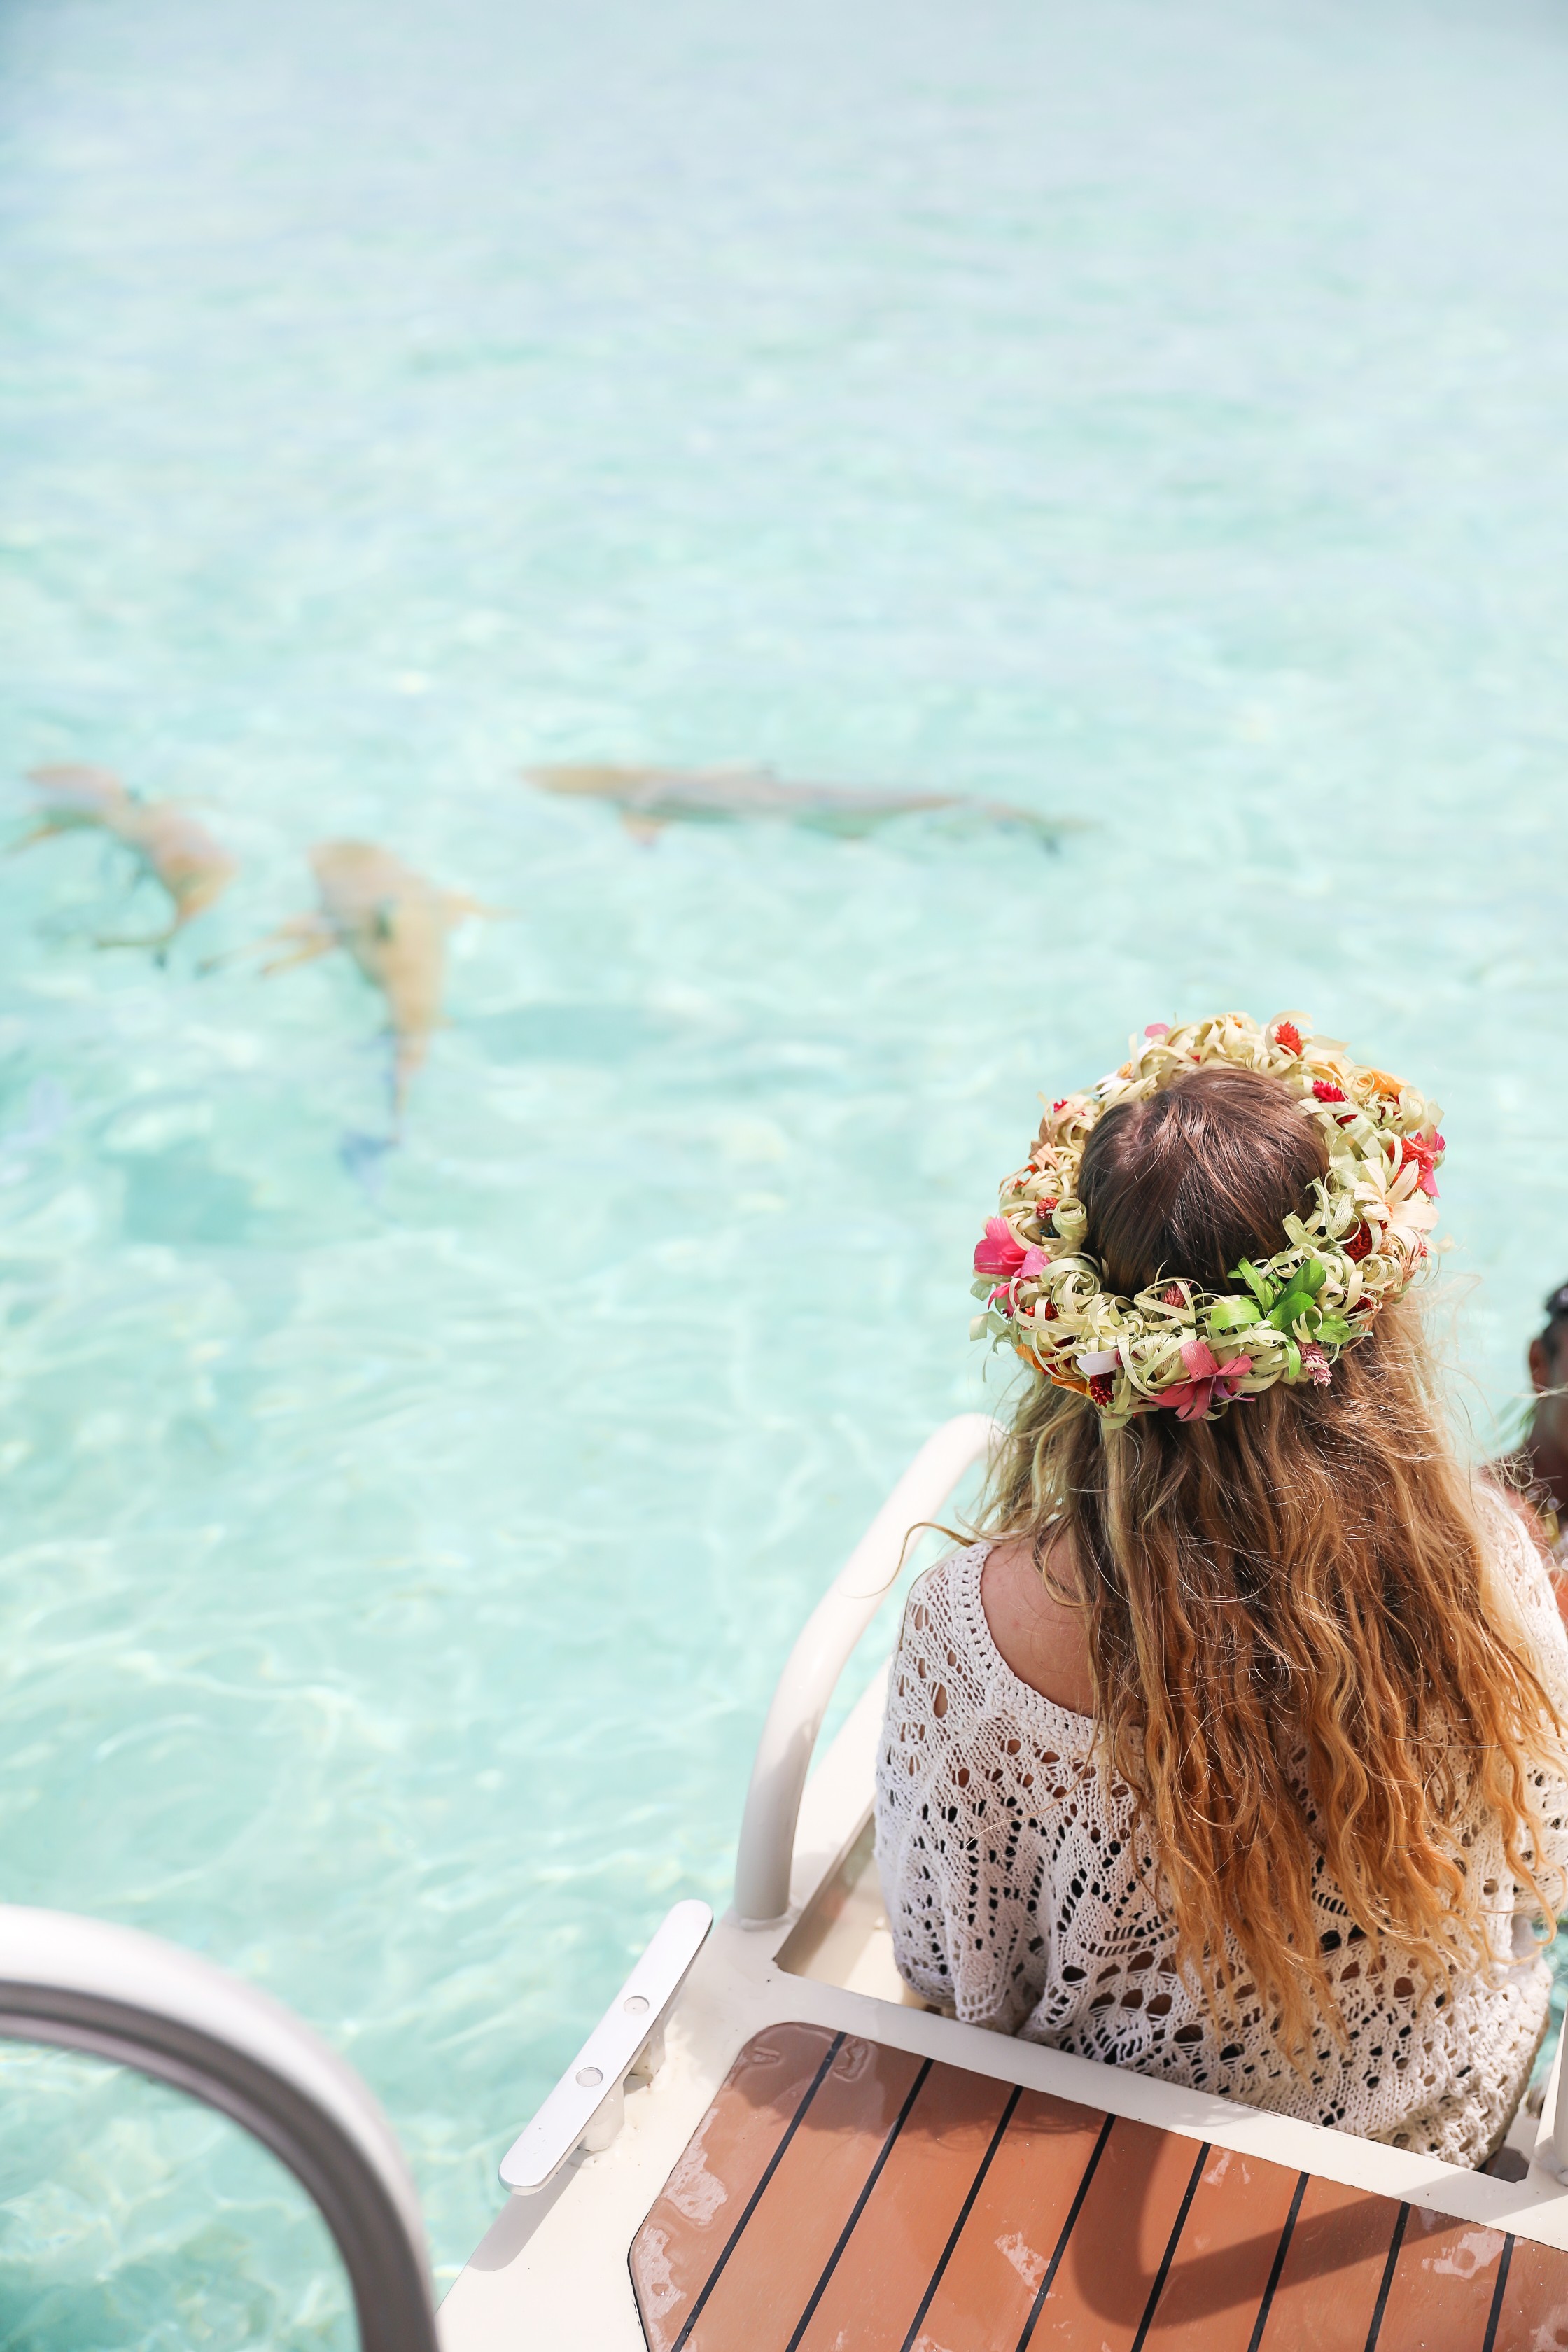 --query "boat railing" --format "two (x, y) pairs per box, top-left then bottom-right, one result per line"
(732, 1411), (1000, 1926)
(0, 1904), (439, 2352)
